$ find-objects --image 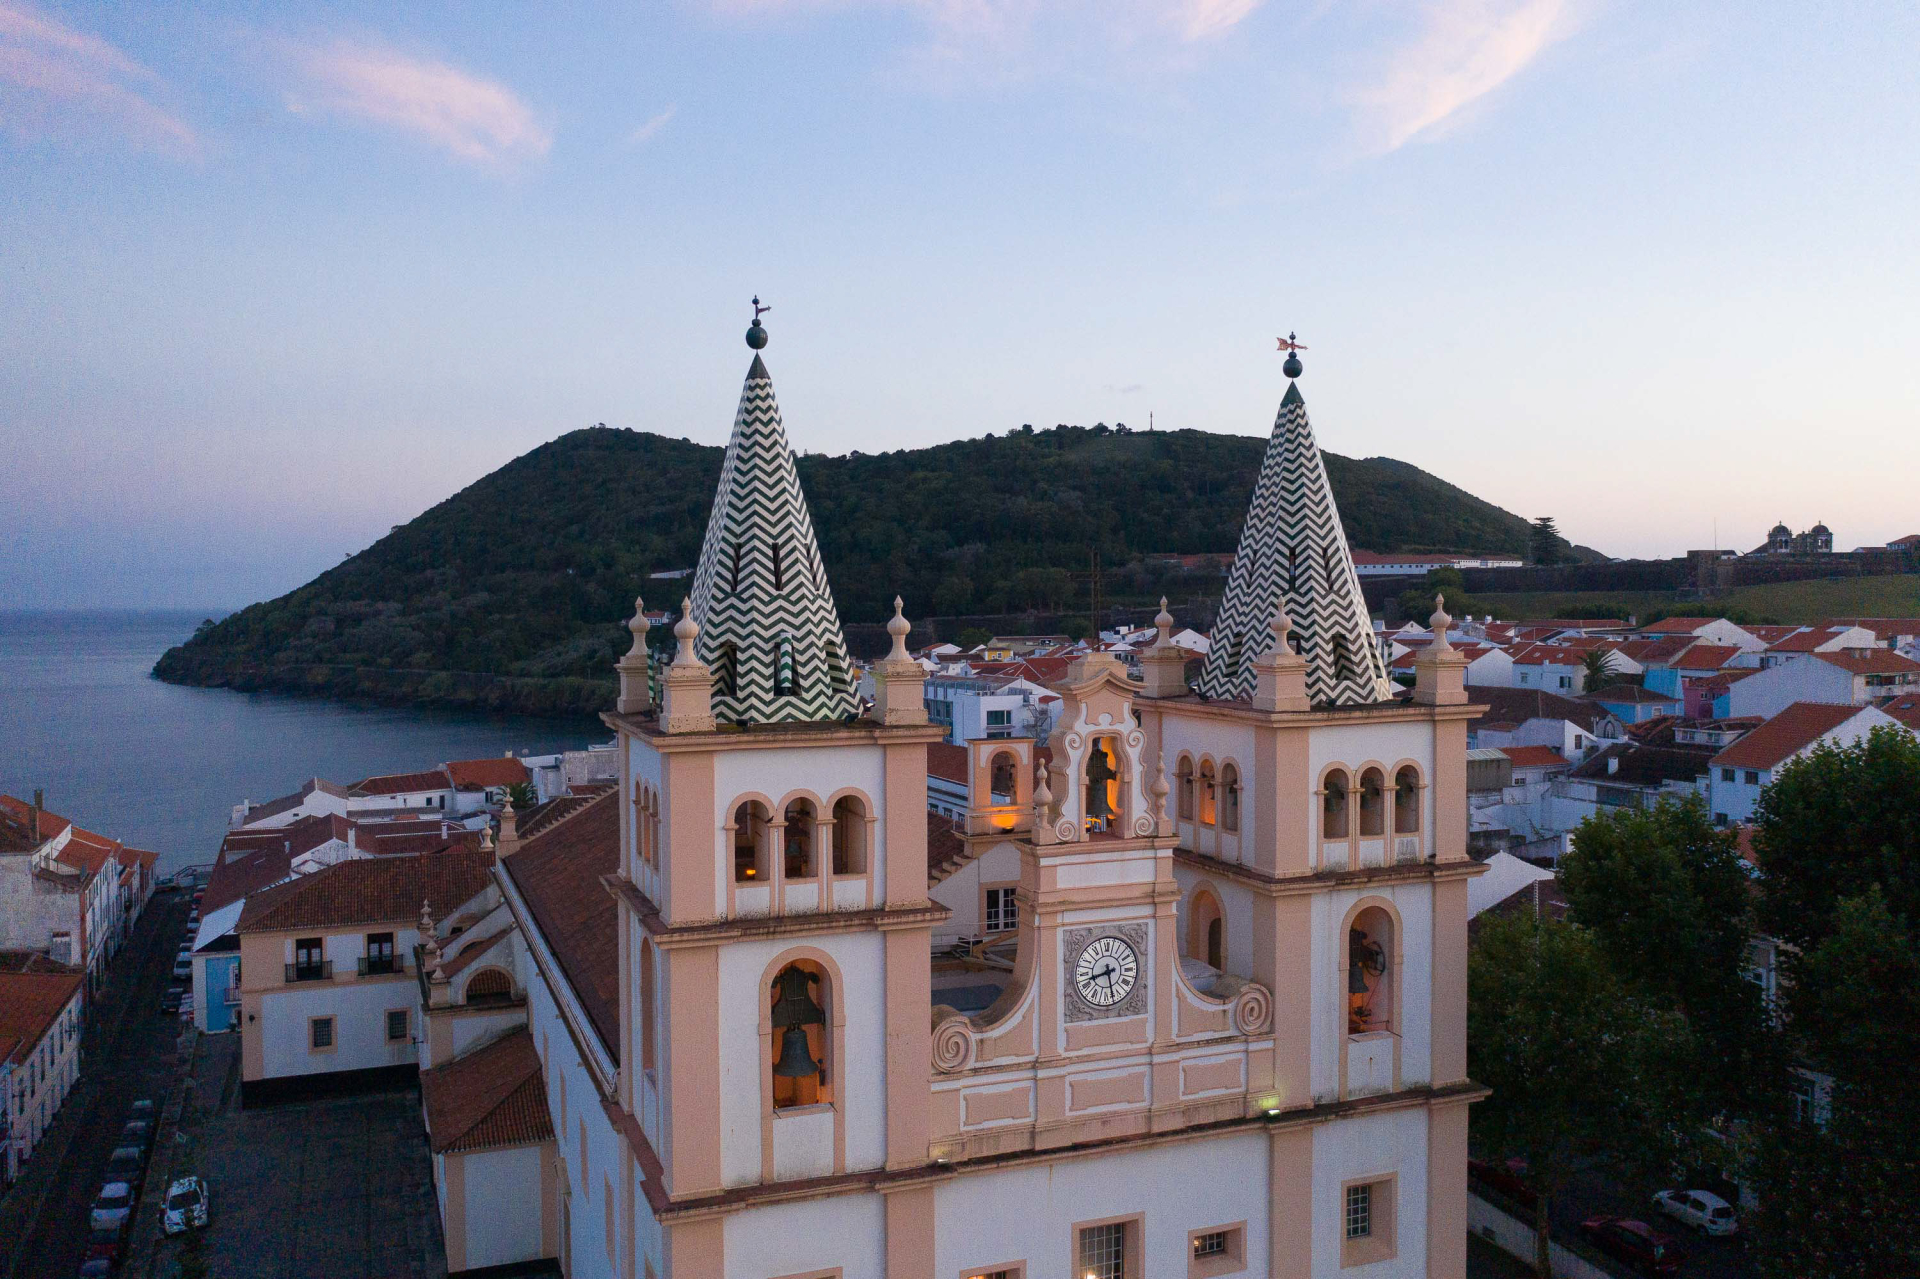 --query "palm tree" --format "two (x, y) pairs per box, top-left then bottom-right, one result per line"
(1580, 649), (1618, 693)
